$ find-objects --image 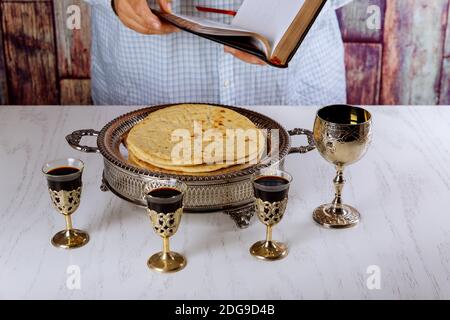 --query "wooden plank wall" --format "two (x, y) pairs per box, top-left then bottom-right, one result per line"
(0, 10), (7, 105)
(1, 1), (59, 104)
(440, 3), (450, 105)
(53, 0), (91, 104)
(0, 0), (91, 105)
(337, 0), (385, 105)
(0, 0), (449, 105)
(338, 0), (450, 105)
